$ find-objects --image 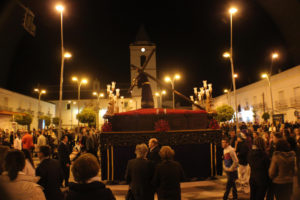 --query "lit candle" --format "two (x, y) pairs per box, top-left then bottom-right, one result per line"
(200, 87), (204, 95)
(116, 88), (120, 97)
(203, 80), (207, 89)
(112, 82), (116, 90)
(193, 87), (198, 95)
(206, 89), (210, 97)
(190, 96), (194, 101)
(208, 83), (212, 92)
(107, 84), (111, 92)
